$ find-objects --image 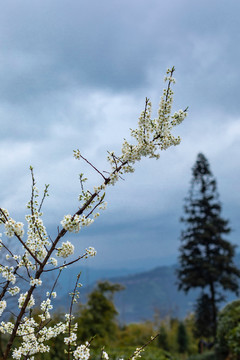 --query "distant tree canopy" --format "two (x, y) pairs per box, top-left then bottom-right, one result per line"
(177, 153), (240, 337)
(77, 281), (124, 346)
